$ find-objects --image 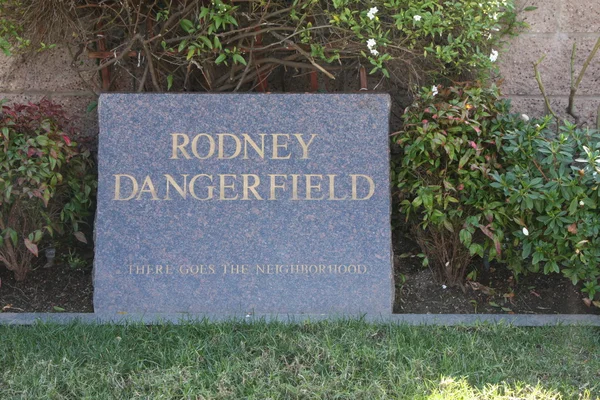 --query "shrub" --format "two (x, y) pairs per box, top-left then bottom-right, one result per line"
(392, 83), (509, 285)
(0, 0), (519, 91)
(491, 115), (600, 302)
(0, 99), (96, 280)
